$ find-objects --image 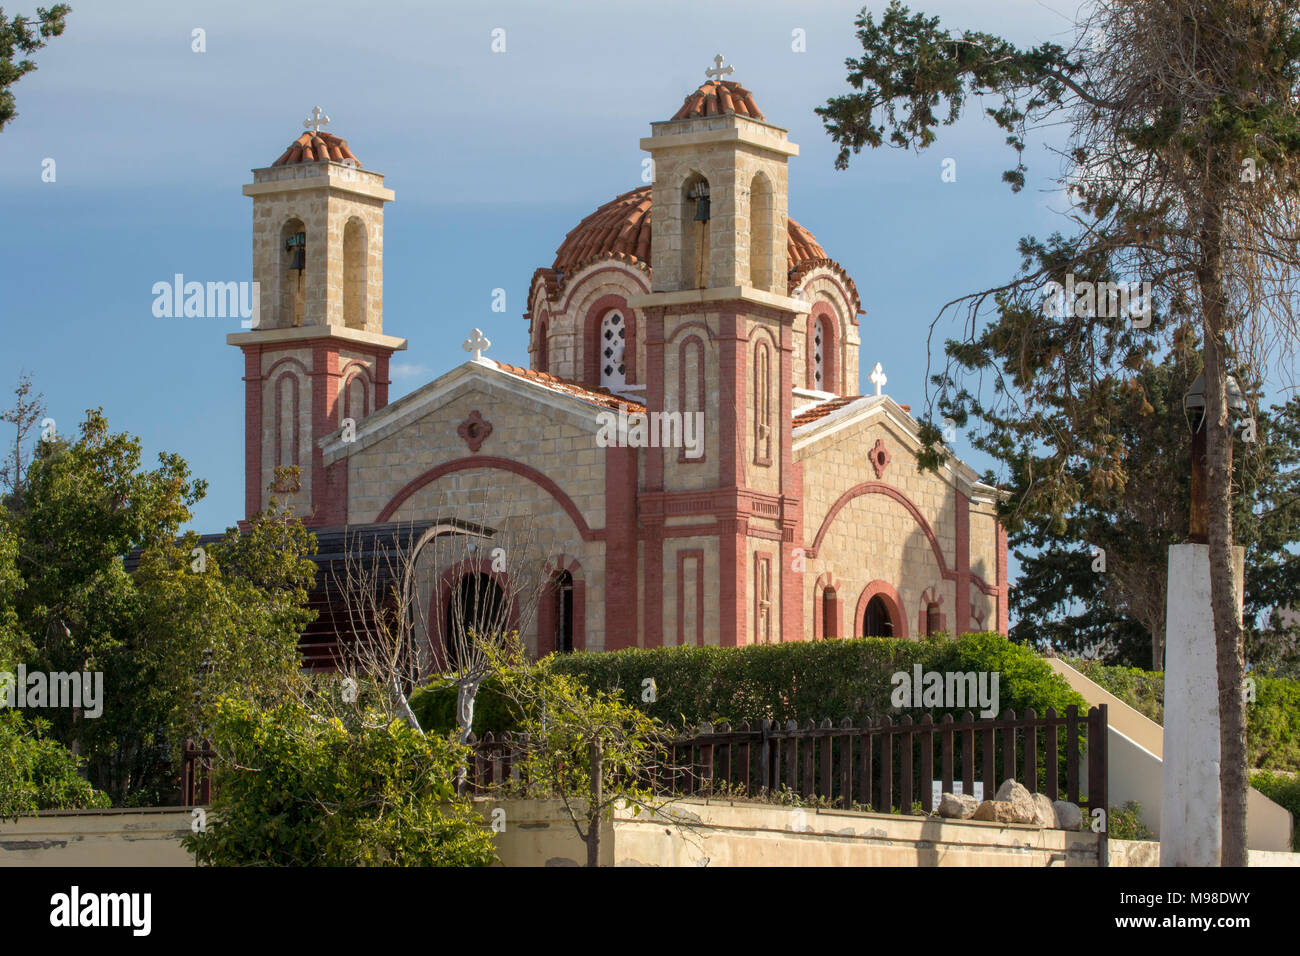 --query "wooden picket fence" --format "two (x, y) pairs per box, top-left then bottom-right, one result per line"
(466, 705), (1108, 817)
